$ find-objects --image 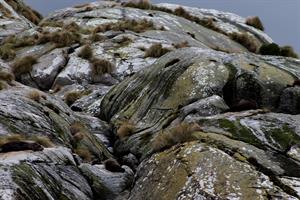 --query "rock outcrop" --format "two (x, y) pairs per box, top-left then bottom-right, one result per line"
(0, 0), (300, 200)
